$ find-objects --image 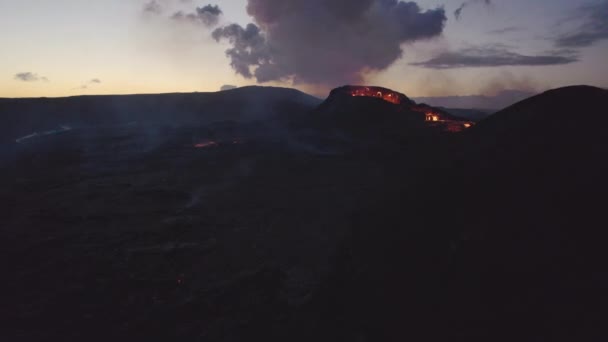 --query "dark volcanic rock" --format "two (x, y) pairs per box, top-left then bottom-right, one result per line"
(2, 85), (607, 341)
(312, 85), (608, 342)
(0, 86), (321, 143)
(294, 85), (472, 144)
